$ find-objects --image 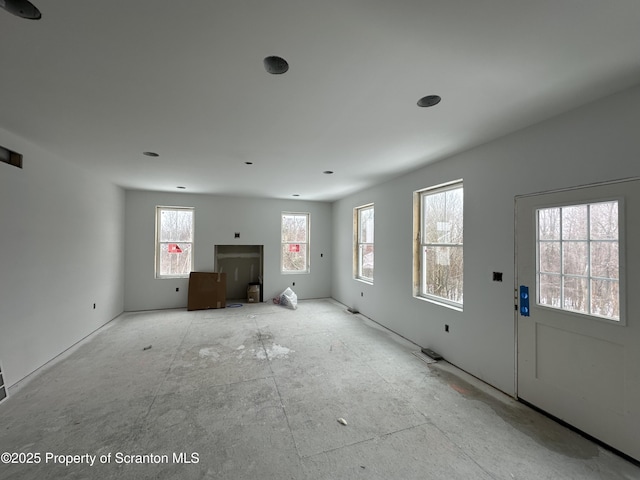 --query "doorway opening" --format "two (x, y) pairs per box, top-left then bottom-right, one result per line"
(214, 245), (264, 303)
